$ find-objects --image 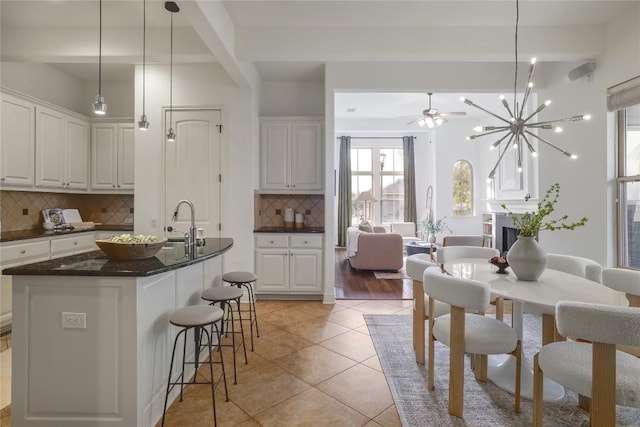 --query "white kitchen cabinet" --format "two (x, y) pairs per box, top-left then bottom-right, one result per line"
(50, 233), (96, 258)
(260, 118), (323, 193)
(91, 122), (134, 191)
(35, 106), (90, 190)
(1, 93), (35, 187)
(255, 233), (323, 295)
